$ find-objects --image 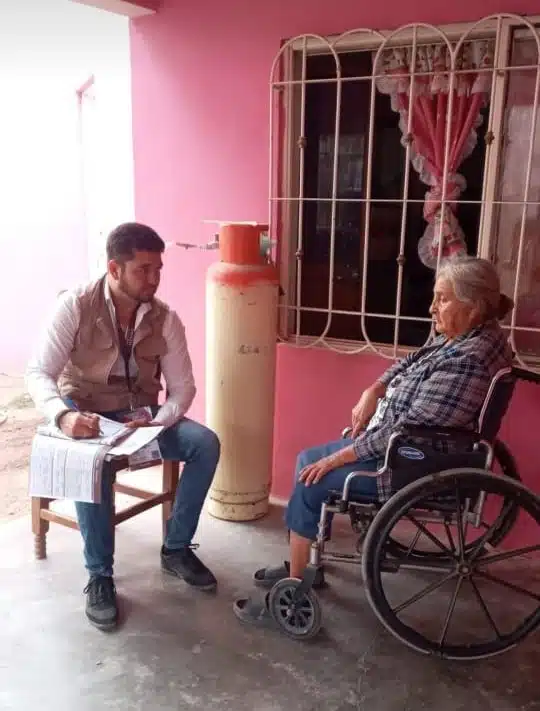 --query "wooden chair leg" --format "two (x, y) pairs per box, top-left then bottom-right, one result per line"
(32, 497), (50, 560)
(162, 461), (180, 539)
